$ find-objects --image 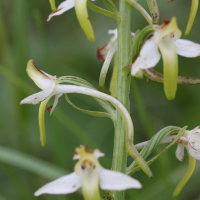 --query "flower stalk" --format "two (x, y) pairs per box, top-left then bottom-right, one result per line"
(112, 0), (140, 199)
